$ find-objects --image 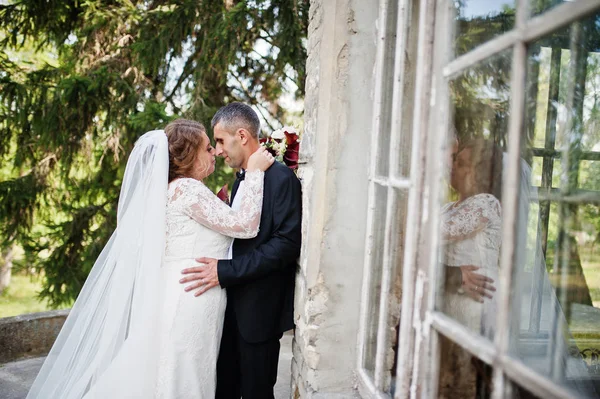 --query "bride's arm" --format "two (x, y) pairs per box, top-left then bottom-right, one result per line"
(170, 173), (265, 239)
